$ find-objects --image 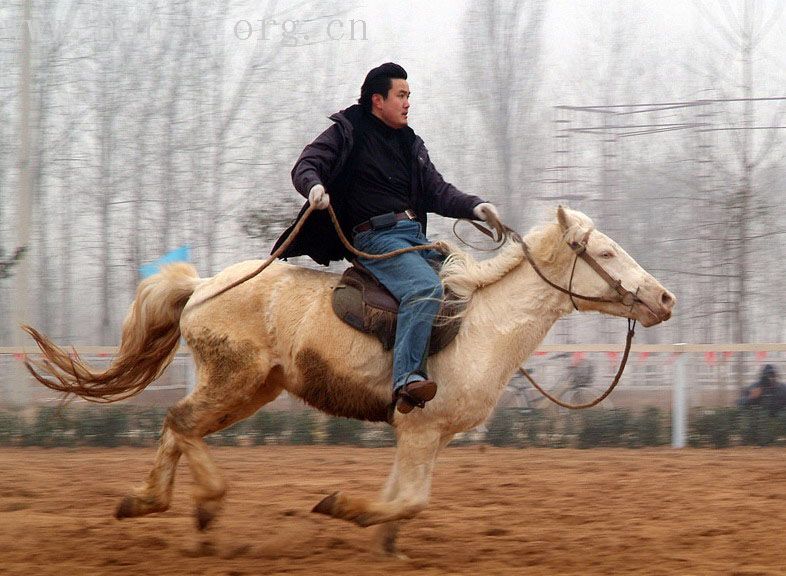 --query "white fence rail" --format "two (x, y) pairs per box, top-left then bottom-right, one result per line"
(3, 344), (786, 448)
